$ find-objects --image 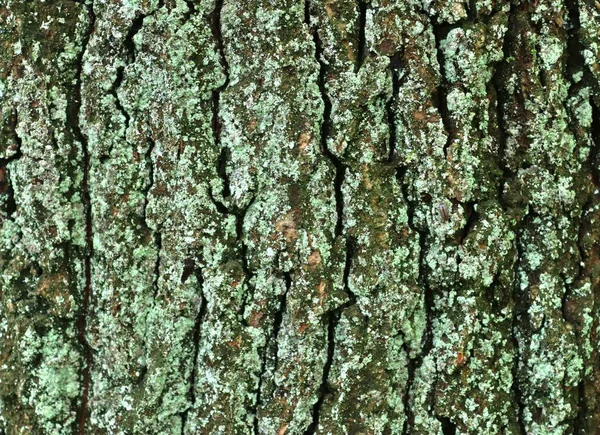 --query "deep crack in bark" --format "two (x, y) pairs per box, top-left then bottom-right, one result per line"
(304, 4), (358, 429)
(305, 239), (356, 434)
(180, 268), (207, 434)
(491, 1), (517, 213)
(455, 201), (479, 245)
(511, 224), (528, 435)
(182, 0), (196, 22)
(152, 233), (162, 299)
(395, 166), (432, 433)
(252, 271), (291, 434)
(429, 16), (453, 159)
(1, 109), (23, 220)
(211, 0), (230, 178)
(590, 100), (600, 188)
(70, 1), (96, 433)
(109, 1), (164, 145)
(306, 0), (346, 238)
(205, 0), (256, 327)
(355, 0), (368, 73)
(386, 53), (401, 162)
(438, 415), (457, 434)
